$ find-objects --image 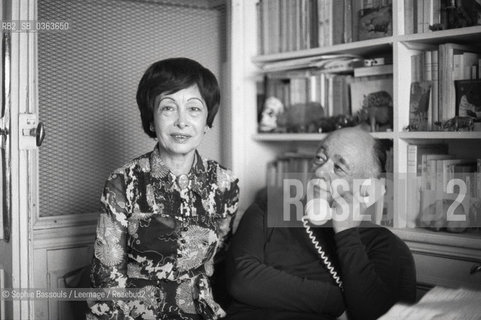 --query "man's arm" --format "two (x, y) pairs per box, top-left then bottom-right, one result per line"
(226, 203), (344, 315)
(335, 227), (415, 320)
